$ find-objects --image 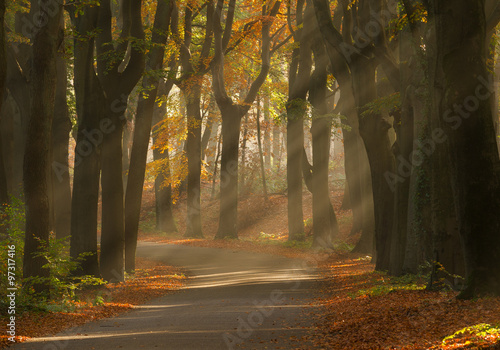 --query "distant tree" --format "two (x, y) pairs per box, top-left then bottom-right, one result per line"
(212, 0), (284, 239)
(176, 1), (215, 238)
(152, 91), (178, 235)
